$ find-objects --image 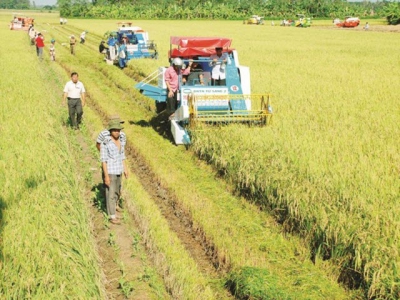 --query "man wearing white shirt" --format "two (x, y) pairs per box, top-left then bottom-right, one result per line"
(209, 47), (229, 86)
(62, 72), (86, 130)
